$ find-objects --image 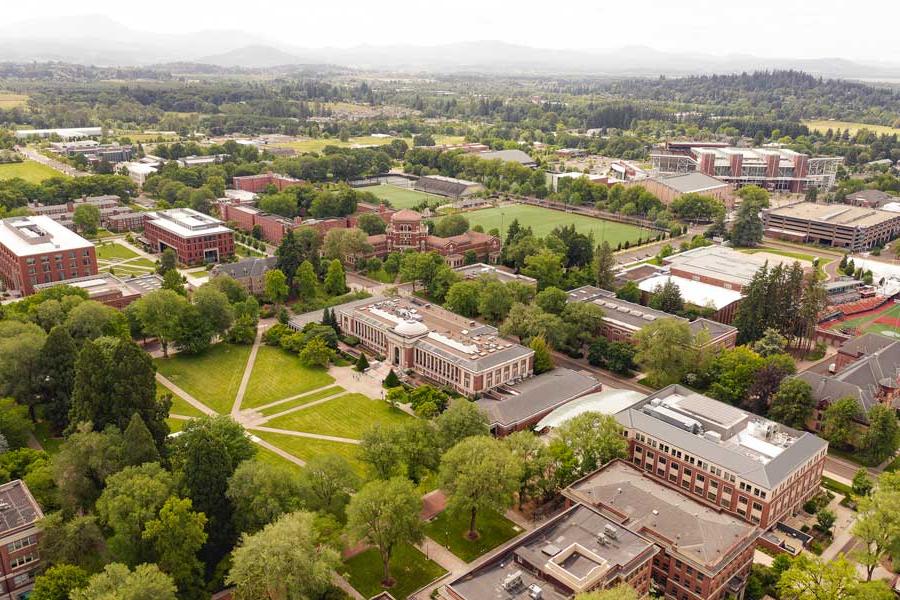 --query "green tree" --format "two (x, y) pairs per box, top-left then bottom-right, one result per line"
(575, 584), (639, 600)
(648, 279), (684, 314)
(64, 300), (128, 342)
(95, 462), (175, 565)
(383, 369), (401, 388)
(121, 413), (160, 467)
(0, 398), (32, 449)
(548, 412), (626, 486)
(535, 286), (568, 314)
(753, 328), (788, 357)
(615, 281), (641, 303)
(730, 186), (769, 247)
(477, 280), (513, 322)
(529, 335), (554, 374)
(359, 424), (401, 479)
(522, 249), (564, 290)
(294, 260), (320, 303)
(445, 280), (482, 318)
(298, 454), (360, 519)
(860, 404), (900, 464)
(0, 320), (46, 407)
(228, 511), (340, 600)
(706, 346), (766, 406)
(73, 204), (100, 234)
(192, 285), (233, 338)
(133, 289), (188, 357)
(853, 476), (900, 580)
(50, 424), (124, 515)
(593, 241), (617, 290)
(227, 460), (304, 534)
(298, 336), (334, 367)
(346, 478), (423, 586)
(157, 248), (178, 274)
(356, 213), (387, 235)
(822, 396), (862, 448)
(435, 399), (490, 451)
(161, 269), (186, 296)
(31, 564), (90, 600)
(263, 269), (289, 306)
(562, 301), (606, 349)
(852, 468), (874, 497)
(777, 555), (856, 600)
(433, 214), (470, 237)
(142, 497), (208, 598)
(355, 351), (370, 372)
(440, 436), (521, 538)
(71, 563), (176, 600)
(37, 512), (107, 572)
(37, 326), (78, 432)
(504, 431), (550, 509)
(816, 508), (836, 535)
(769, 378), (815, 428)
(324, 259), (347, 296)
(398, 419), (440, 483)
(633, 318), (694, 387)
